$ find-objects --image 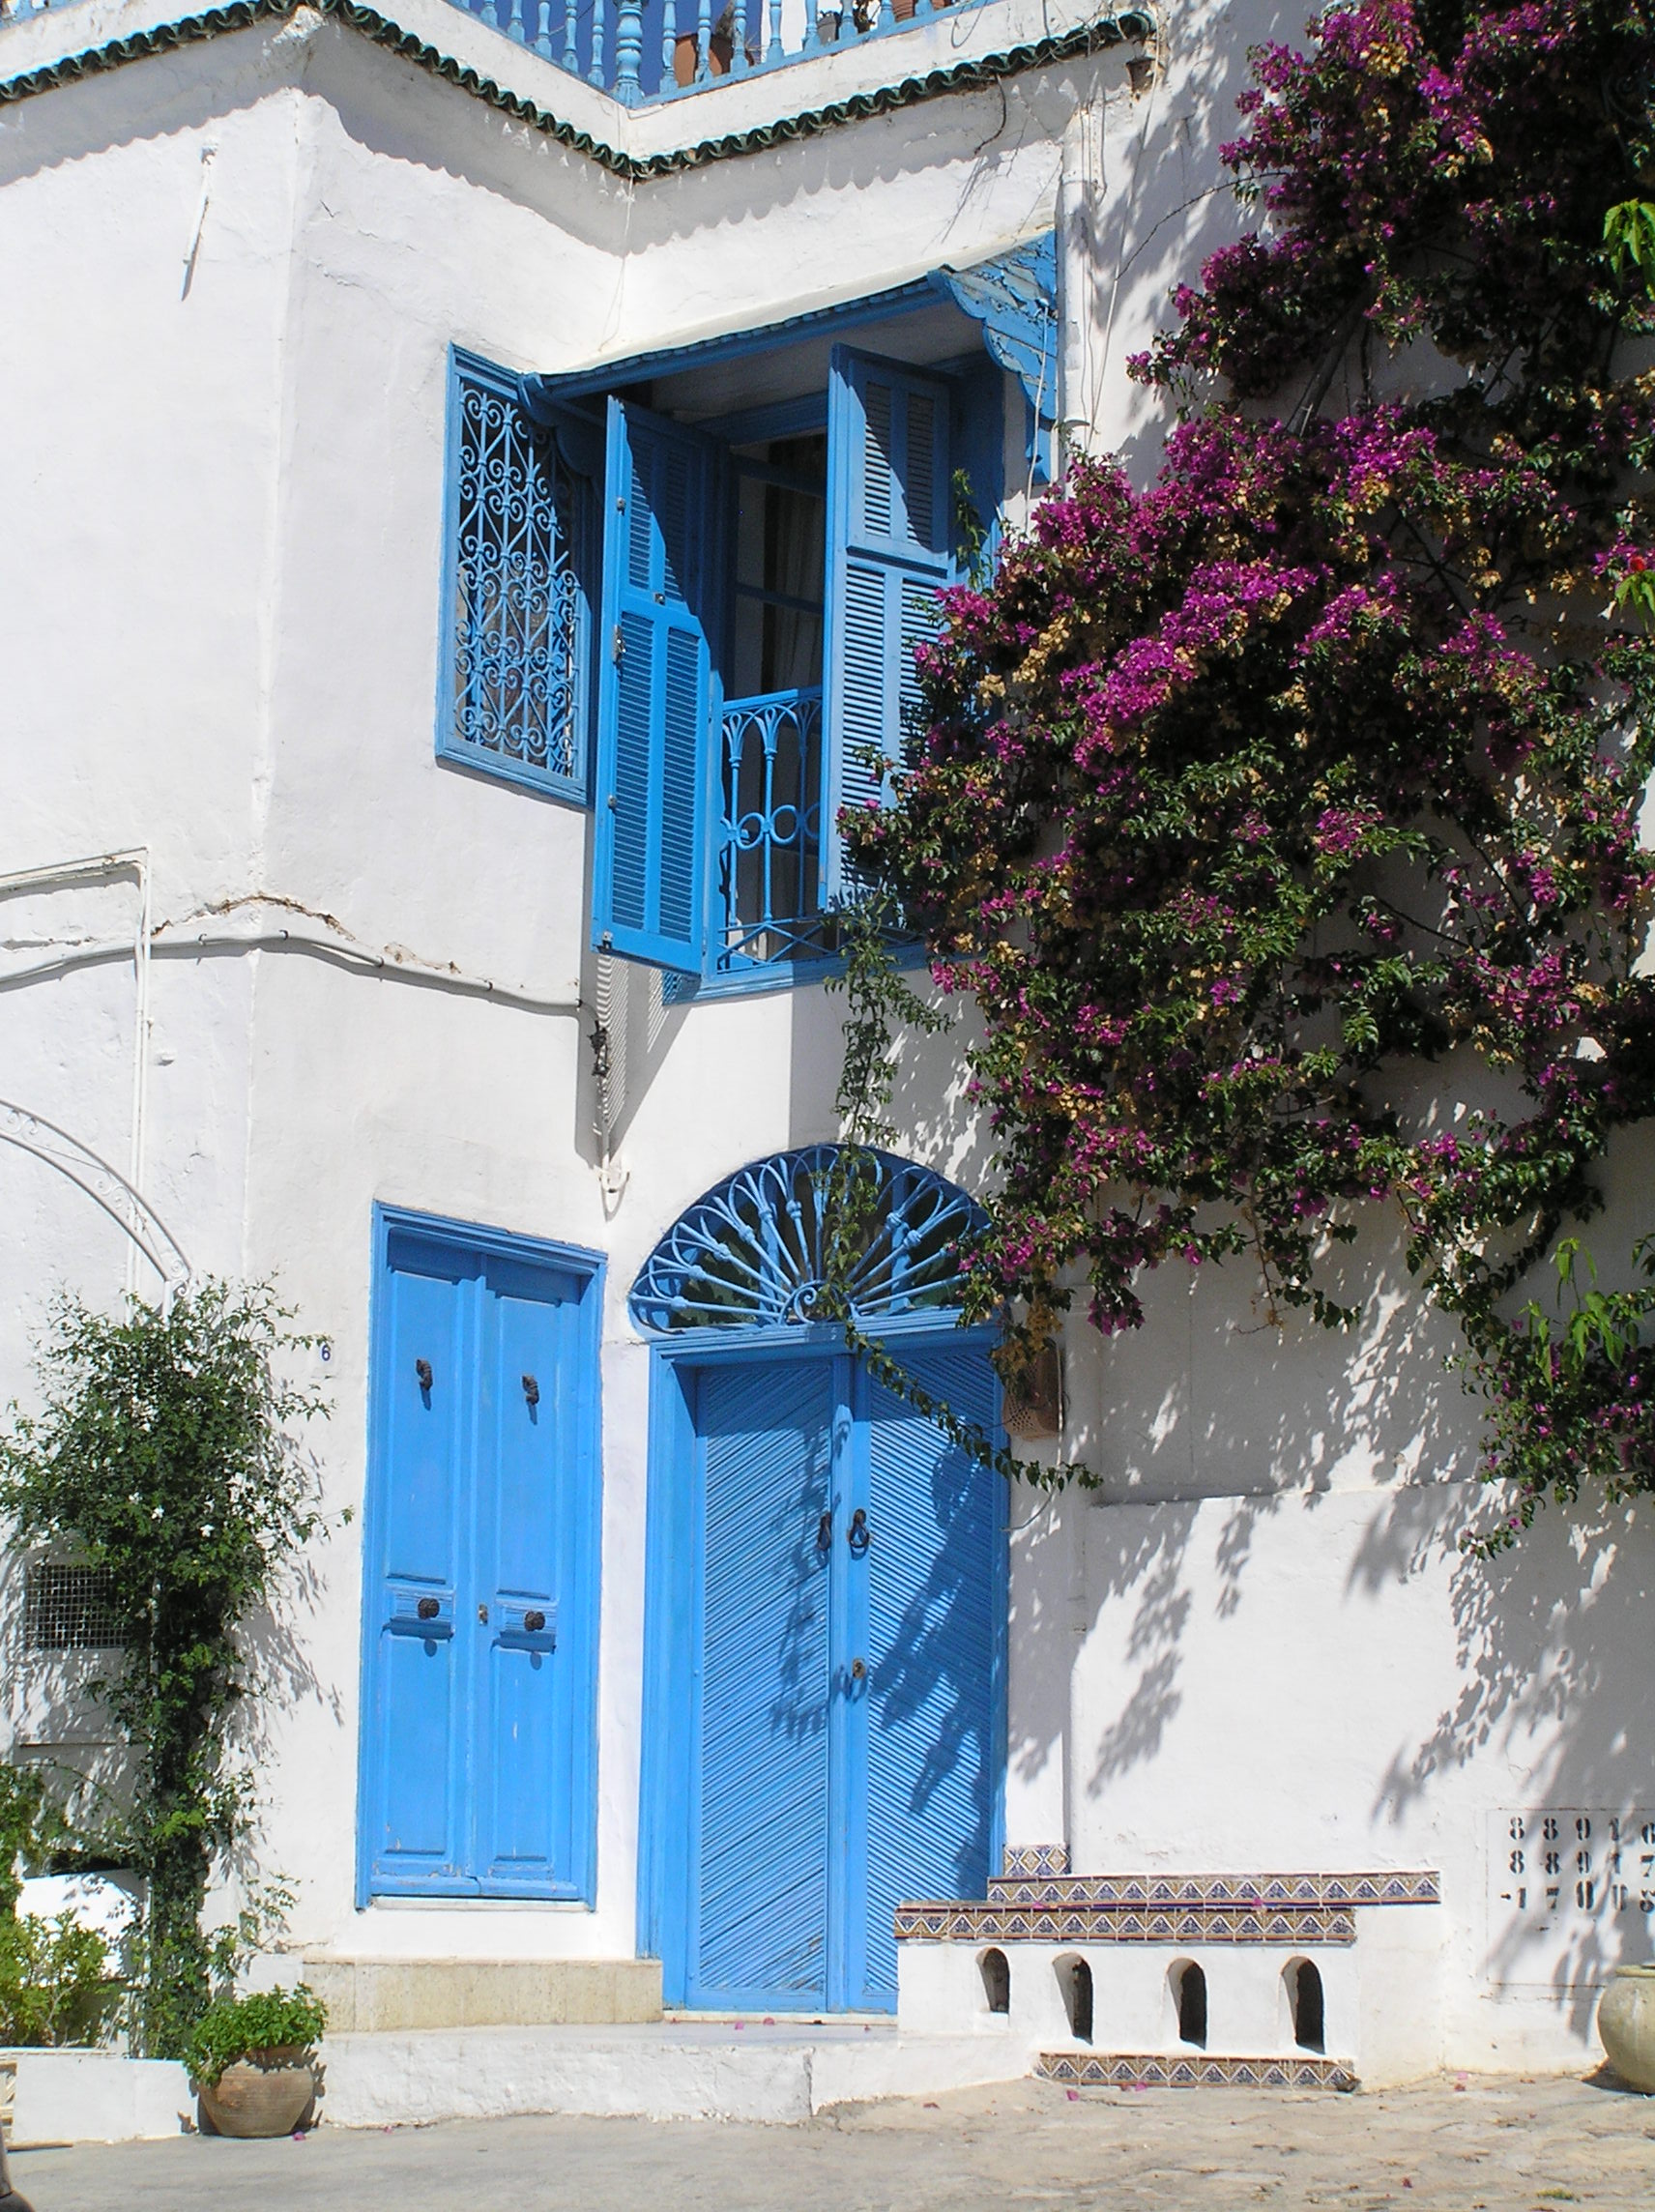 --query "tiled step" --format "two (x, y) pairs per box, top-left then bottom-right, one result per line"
(897, 1902), (1359, 1945)
(1038, 2051), (1358, 2091)
(985, 1871), (1440, 1909)
(899, 1868), (1440, 1948)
